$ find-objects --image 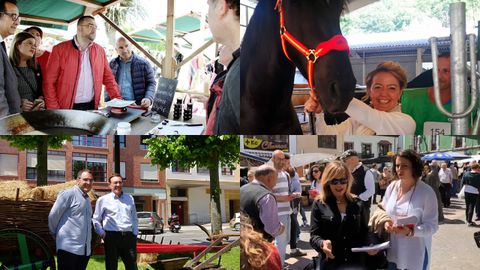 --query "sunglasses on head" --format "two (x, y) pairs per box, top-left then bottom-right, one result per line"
(329, 178), (348, 185)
